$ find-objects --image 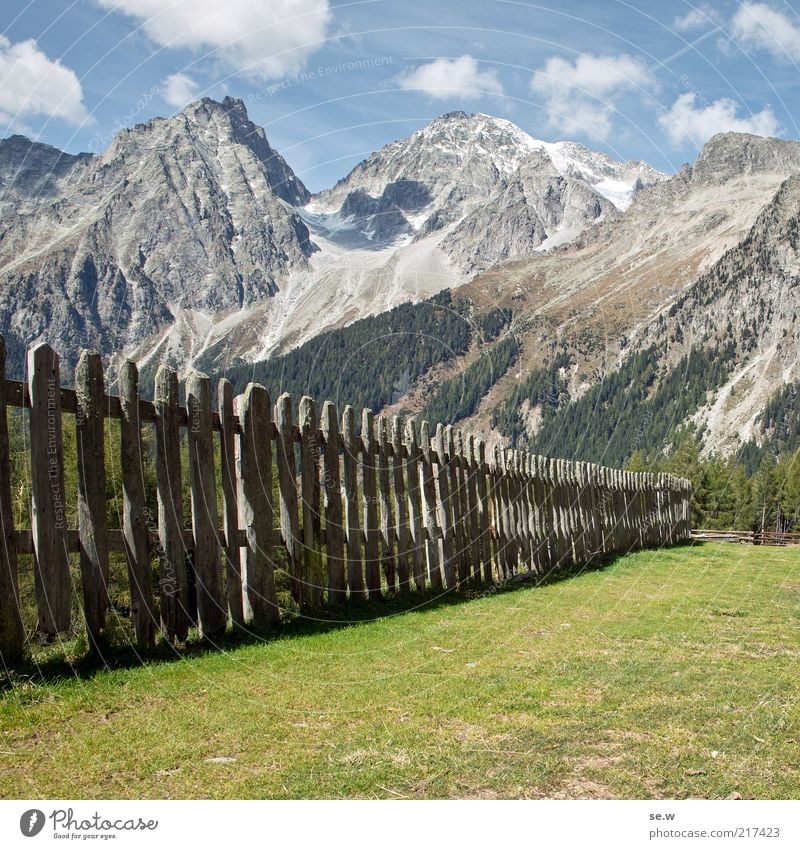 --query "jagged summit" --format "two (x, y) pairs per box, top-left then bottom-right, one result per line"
(690, 131), (800, 184)
(0, 96), (315, 371)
